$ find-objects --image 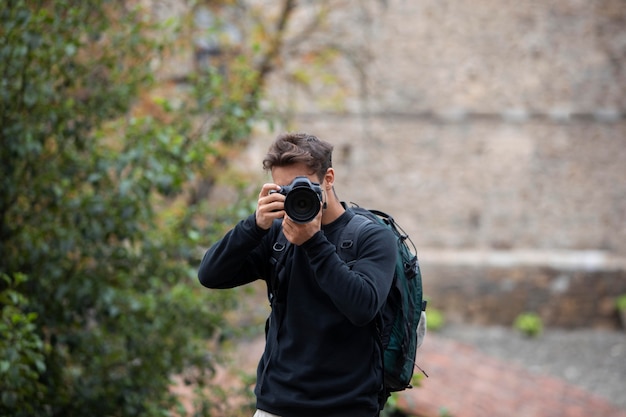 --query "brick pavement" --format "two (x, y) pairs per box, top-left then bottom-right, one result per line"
(398, 334), (626, 417)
